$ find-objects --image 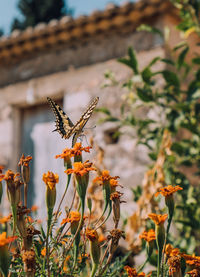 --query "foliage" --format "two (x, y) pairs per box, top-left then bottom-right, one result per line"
(11, 0), (73, 31)
(99, 0), (200, 259)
